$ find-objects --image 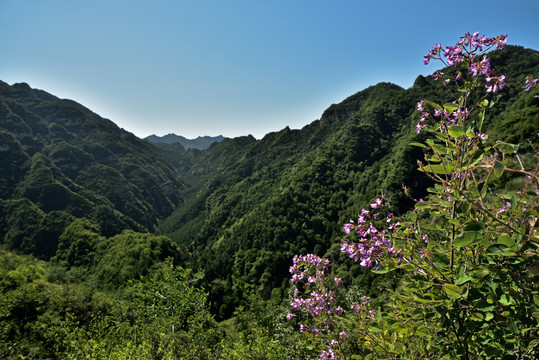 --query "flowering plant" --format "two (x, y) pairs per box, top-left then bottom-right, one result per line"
(290, 32), (539, 359)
